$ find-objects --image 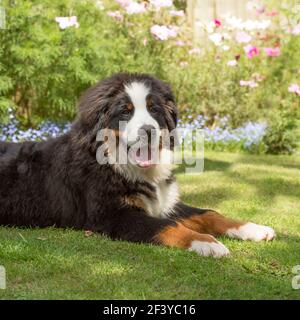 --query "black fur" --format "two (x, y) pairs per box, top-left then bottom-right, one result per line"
(0, 73), (185, 244)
